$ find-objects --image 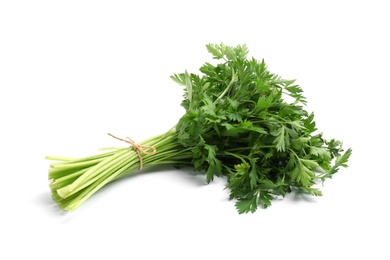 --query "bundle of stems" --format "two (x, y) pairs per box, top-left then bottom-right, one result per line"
(47, 130), (192, 211)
